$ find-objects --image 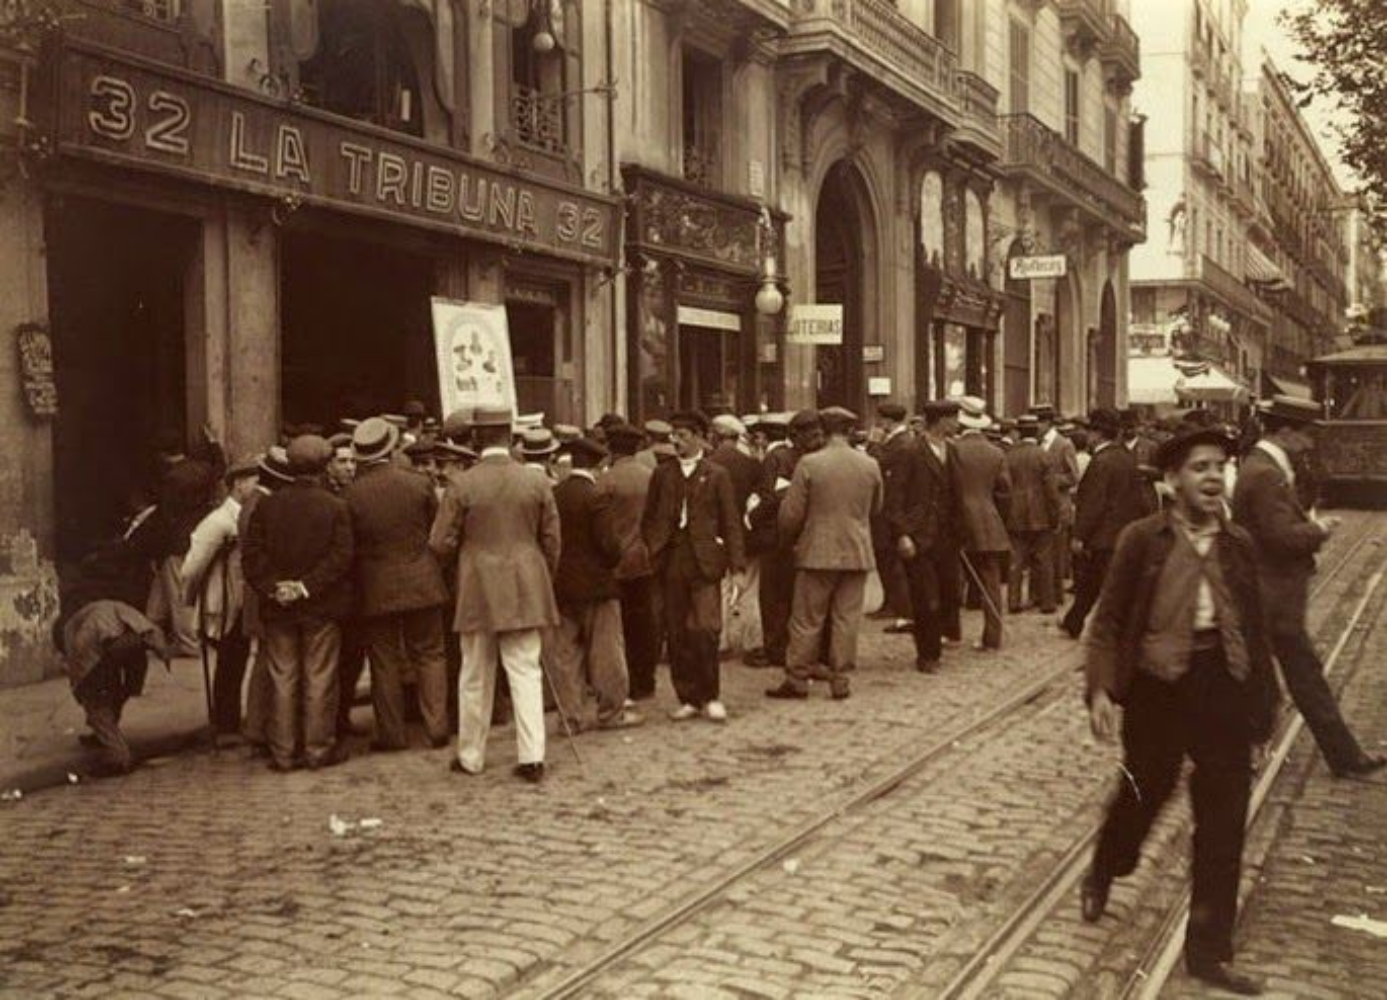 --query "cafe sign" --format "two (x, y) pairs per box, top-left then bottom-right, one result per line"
(49, 42), (619, 265)
(1007, 254), (1068, 280)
